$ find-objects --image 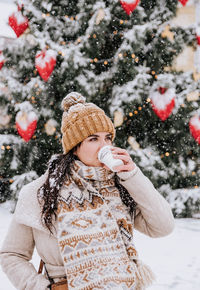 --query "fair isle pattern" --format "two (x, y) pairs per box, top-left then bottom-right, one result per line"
(57, 161), (139, 289)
